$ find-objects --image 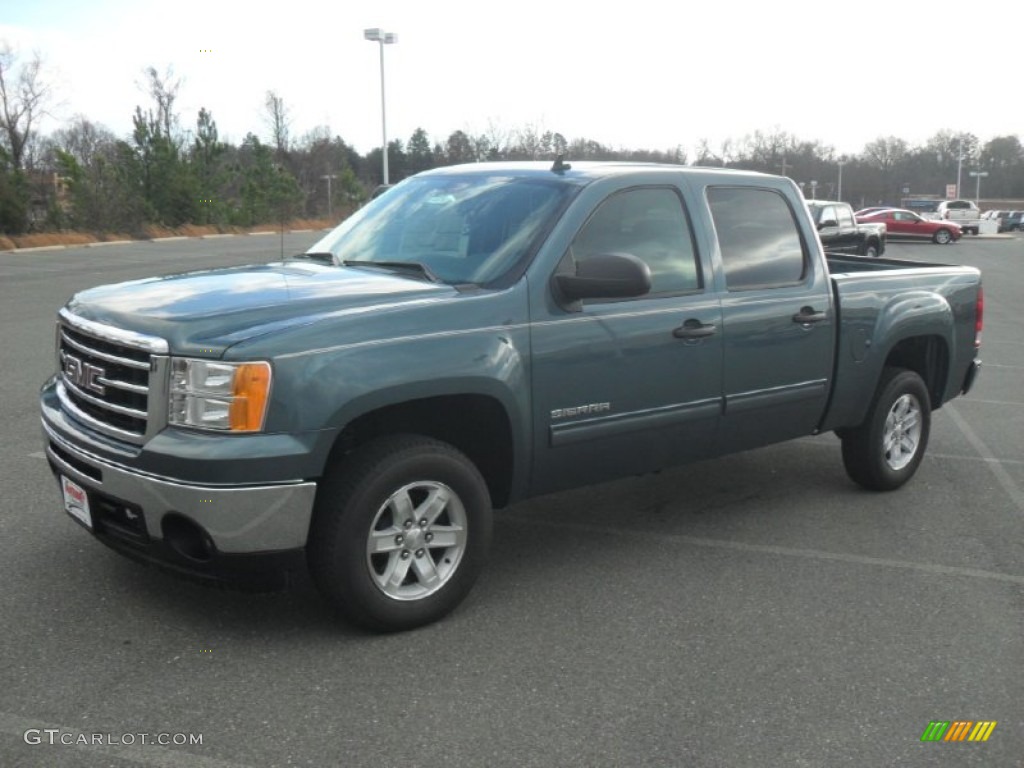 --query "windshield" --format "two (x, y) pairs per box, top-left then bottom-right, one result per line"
(308, 174), (575, 285)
